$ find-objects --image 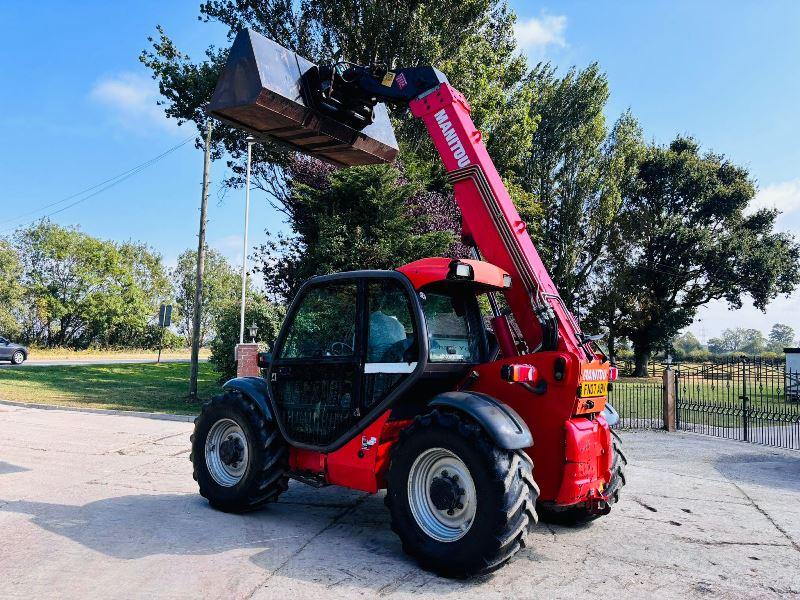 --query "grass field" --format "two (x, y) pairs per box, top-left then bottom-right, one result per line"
(24, 347), (210, 362)
(0, 362), (220, 414)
